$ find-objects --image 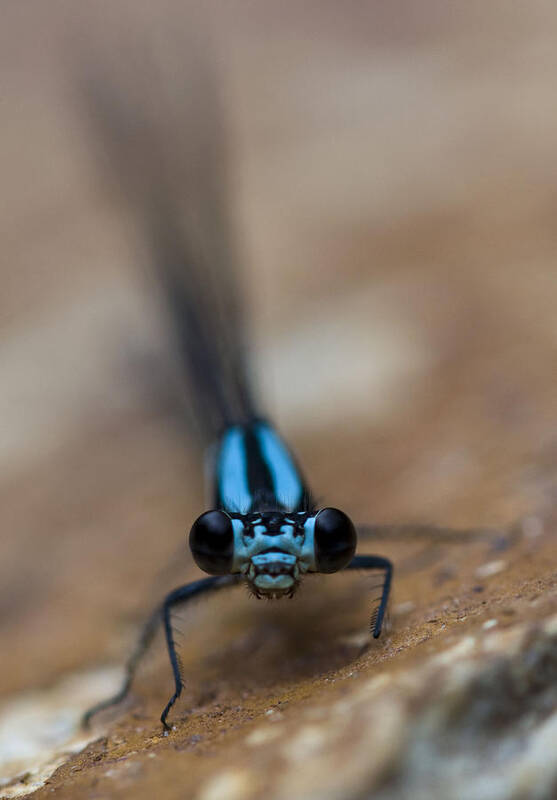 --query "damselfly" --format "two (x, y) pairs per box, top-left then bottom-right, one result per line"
(85, 417), (392, 730)
(82, 49), (393, 732)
